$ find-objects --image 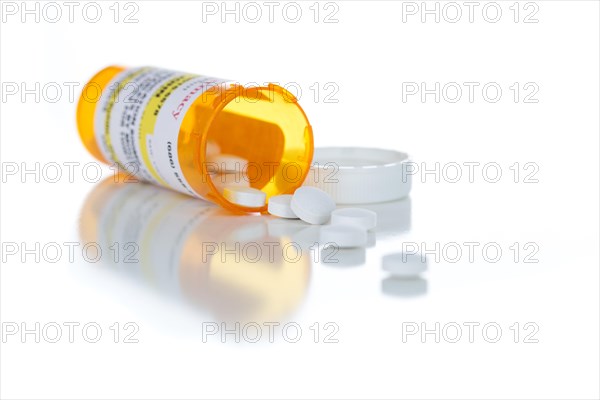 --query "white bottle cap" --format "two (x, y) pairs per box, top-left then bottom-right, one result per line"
(303, 147), (412, 204)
